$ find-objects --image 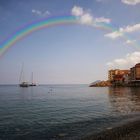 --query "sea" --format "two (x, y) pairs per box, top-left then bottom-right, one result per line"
(0, 85), (140, 140)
